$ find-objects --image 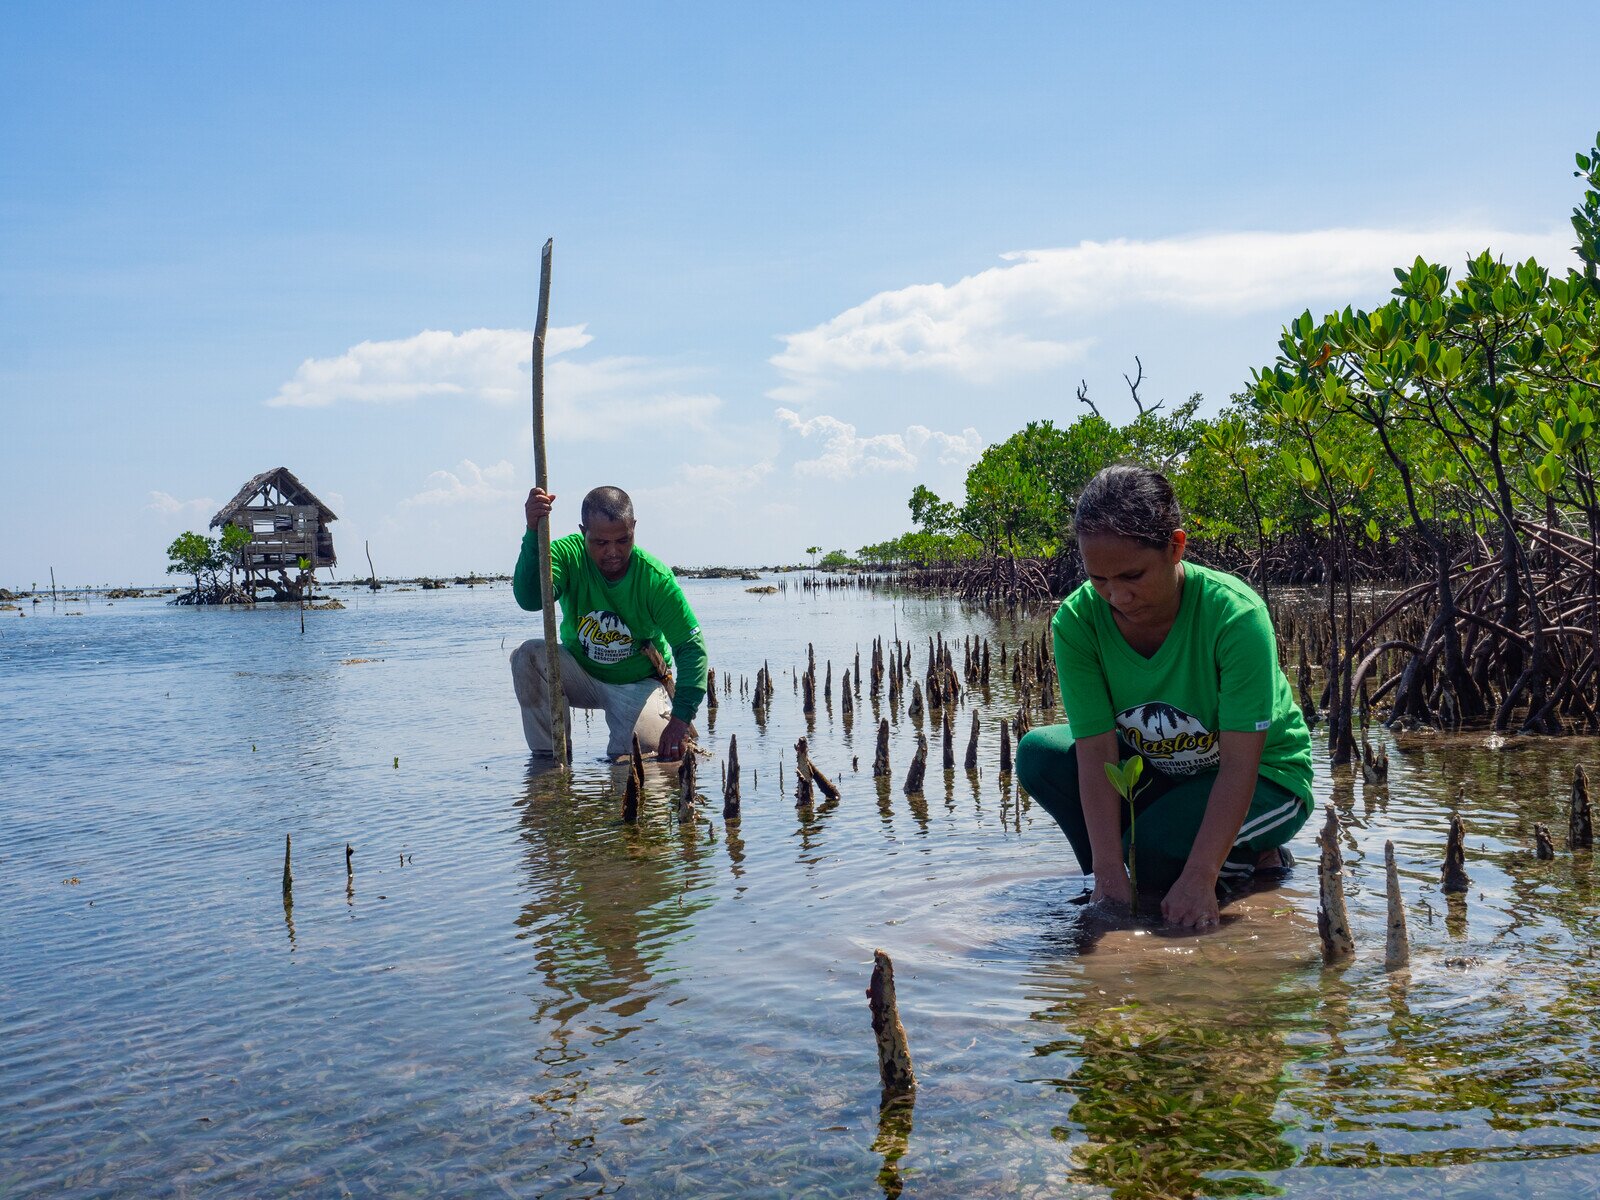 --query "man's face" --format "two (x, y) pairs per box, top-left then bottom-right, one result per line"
(582, 516), (636, 582)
